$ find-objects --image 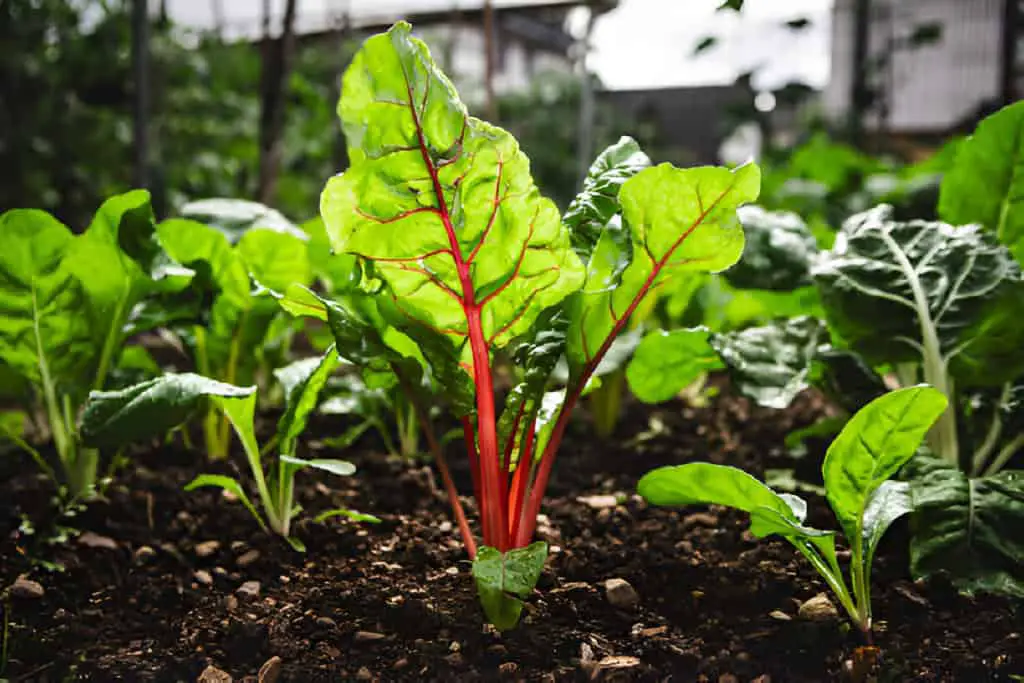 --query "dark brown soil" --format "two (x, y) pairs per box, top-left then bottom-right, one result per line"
(2, 385), (1022, 682)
